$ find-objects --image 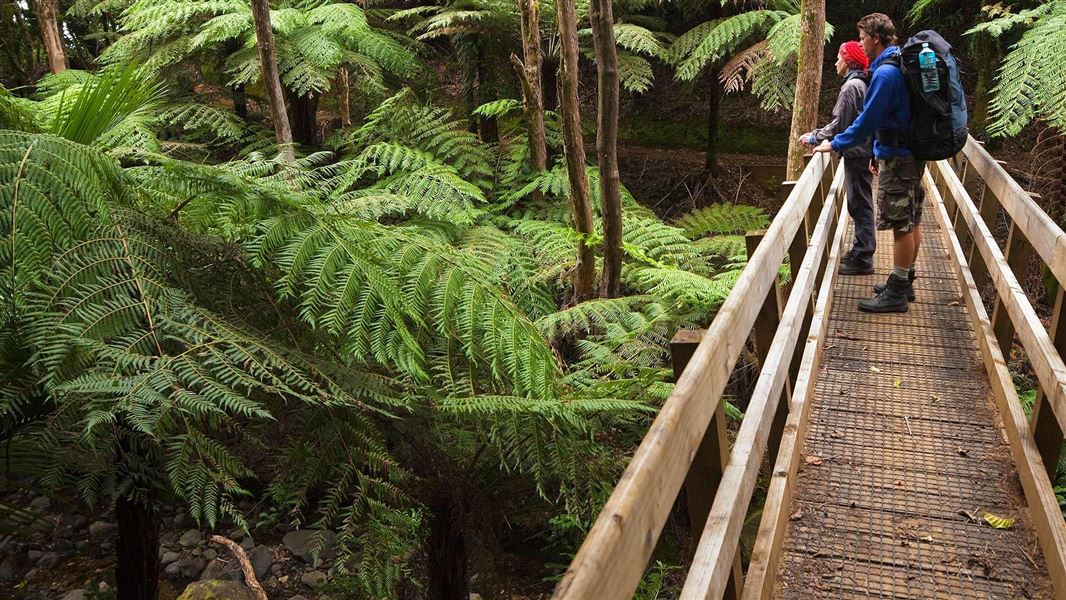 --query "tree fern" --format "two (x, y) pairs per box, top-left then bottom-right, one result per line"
(967, 1), (1066, 135)
(104, 0), (418, 100)
(671, 11), (790, 82)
